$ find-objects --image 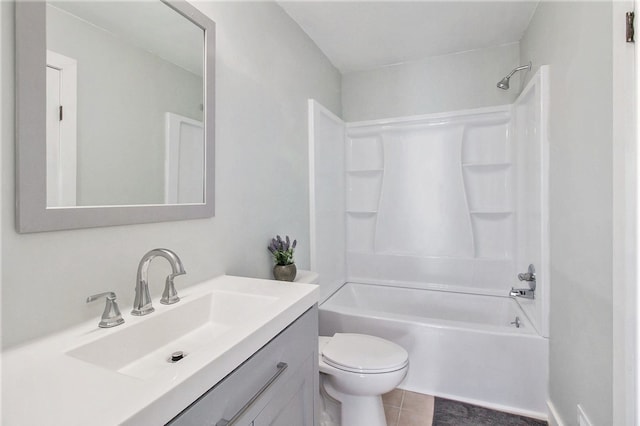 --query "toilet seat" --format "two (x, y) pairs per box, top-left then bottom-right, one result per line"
(321, 333), (408, 374)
